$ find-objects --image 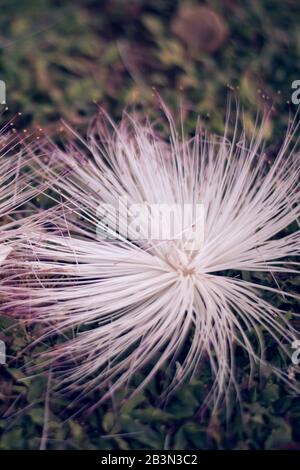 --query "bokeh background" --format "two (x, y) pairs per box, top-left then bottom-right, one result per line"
(0, 0), (300, 450)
